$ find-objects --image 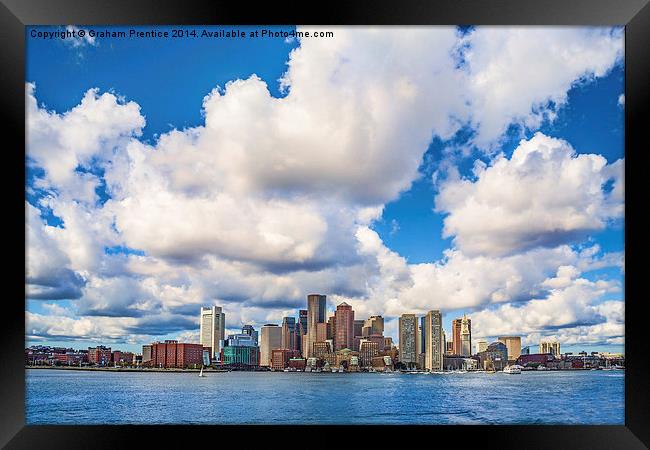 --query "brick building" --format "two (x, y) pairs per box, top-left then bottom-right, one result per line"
(271, 349), (301, 370)
(88, 346), (112, 366)
(145, 340), (205, 368)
